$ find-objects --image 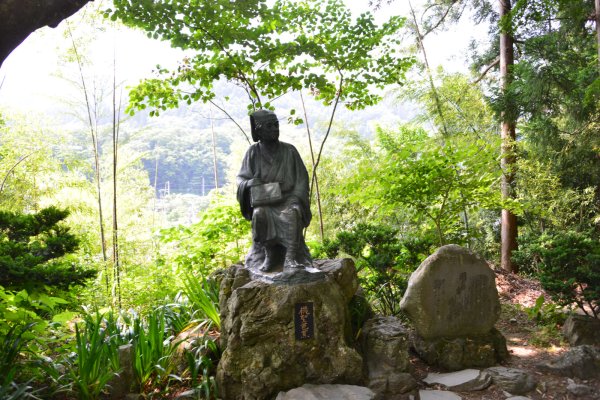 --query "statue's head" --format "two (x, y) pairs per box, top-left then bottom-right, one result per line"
(250, 110), (279, 143)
